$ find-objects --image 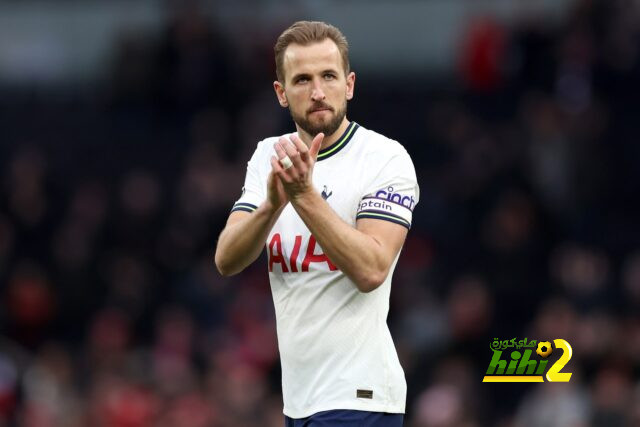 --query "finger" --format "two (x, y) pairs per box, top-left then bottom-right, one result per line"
(289, 134), (310, 161)
(309, 132), (324, 160)
(270, 155), (285, 172)
(278, 138), (305, 172)
(280, 139), (299, 158)
(270, 155), (291, 182)
(280, 137), (301, 159)
(274, 145), (300, 178)
(267, 169), (276, 193)
(273, 142), (288, 160)
(270, 155), (281, 172)
(267, 169), (277, 187)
